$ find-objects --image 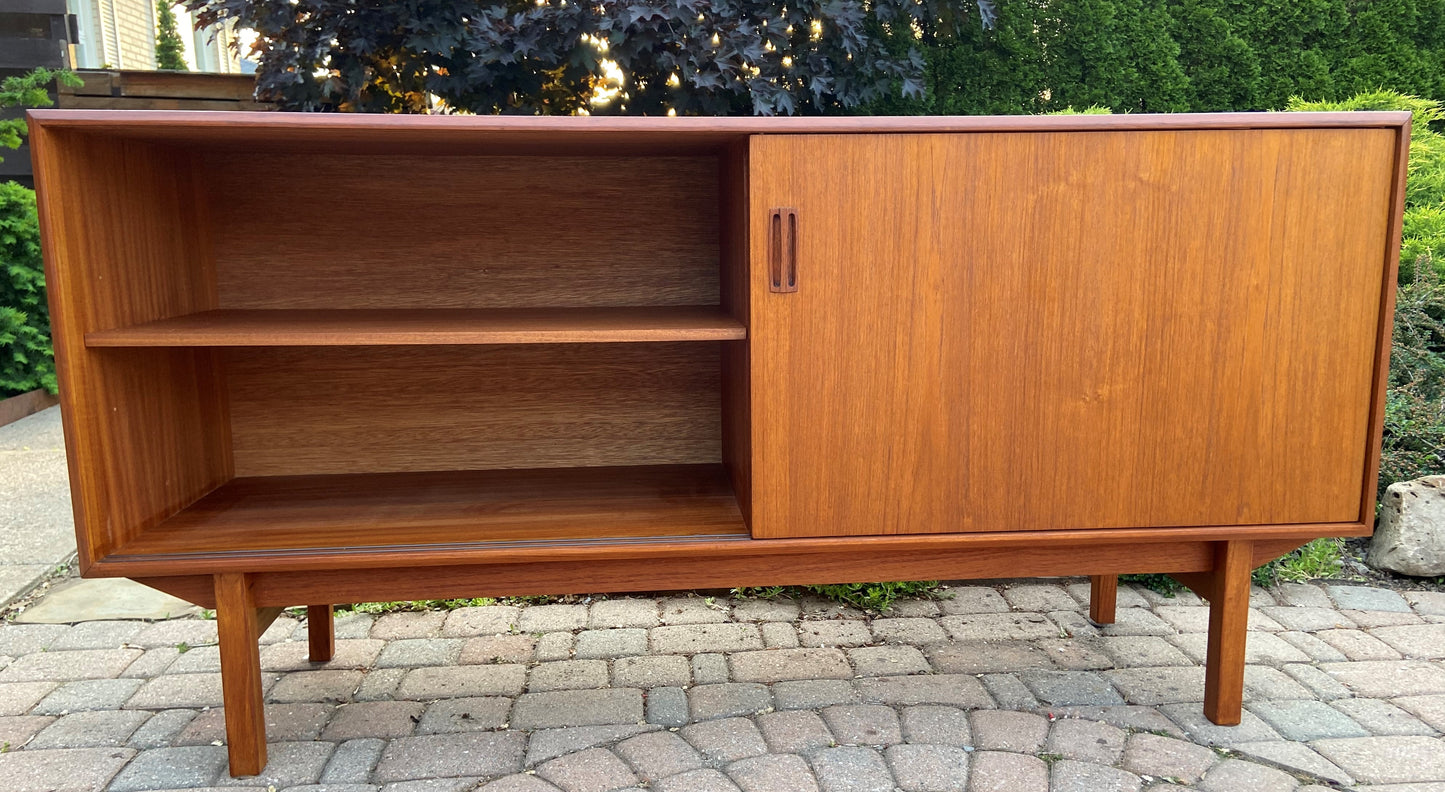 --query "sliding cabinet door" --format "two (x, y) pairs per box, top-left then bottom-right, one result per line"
(748, 130), (1396, 538)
